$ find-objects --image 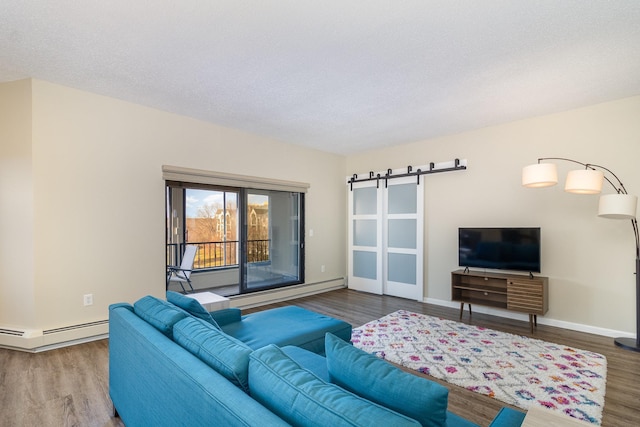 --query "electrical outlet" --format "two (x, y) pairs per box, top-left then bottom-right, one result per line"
(321, 265), (326, 273)
(83, 294), (93, 306)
